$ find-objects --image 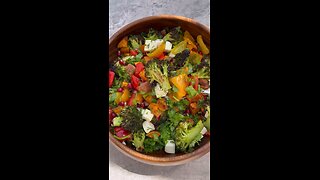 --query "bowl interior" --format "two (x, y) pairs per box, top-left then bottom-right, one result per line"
(109, 15), (210, 166)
